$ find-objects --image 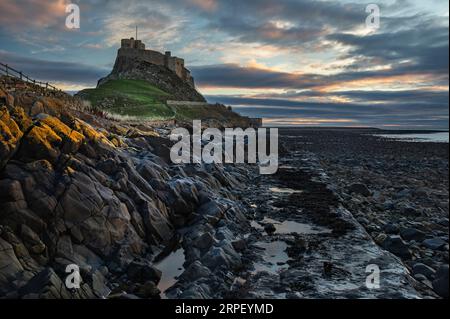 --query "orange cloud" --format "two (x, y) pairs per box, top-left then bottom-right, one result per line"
(317, 74), (441, 93)
(0, 0), (69, 29)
